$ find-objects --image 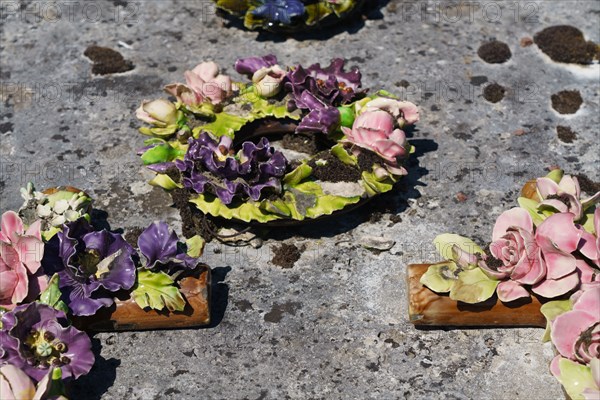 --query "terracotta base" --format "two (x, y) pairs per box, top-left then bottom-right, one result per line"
(407, 264), (546, 328)
(72, 267), (211, 332)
